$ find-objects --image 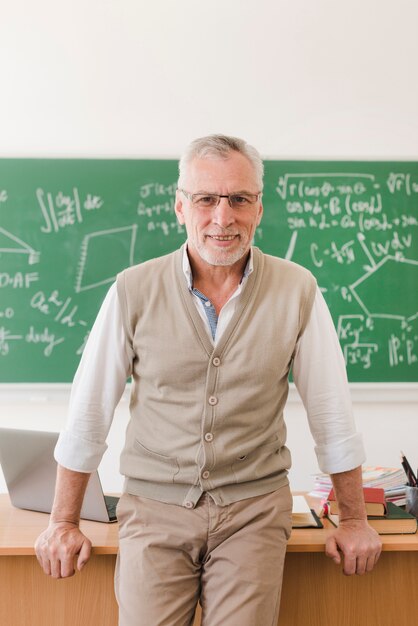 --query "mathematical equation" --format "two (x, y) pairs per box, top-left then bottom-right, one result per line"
(37, 188), (104, 234)
(277, 172), (418, 235)
(137, 182), (178, 235)
(337, 315), (418, 370)
(275, 170), (418, 376)
(309, 231), (413, 269)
